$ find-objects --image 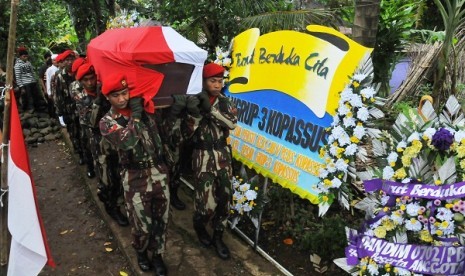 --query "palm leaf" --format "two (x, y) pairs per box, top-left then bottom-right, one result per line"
(372, 139), (387, 157)
(409, 155), (433, 182)
(419, 99), (438, 122)
(439, 95), (465, 127)
(438, 157), (457, 184)
(354, 195), (379, 218)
